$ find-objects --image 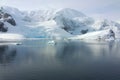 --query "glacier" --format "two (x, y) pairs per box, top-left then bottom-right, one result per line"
(0, 6), (120, 41)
